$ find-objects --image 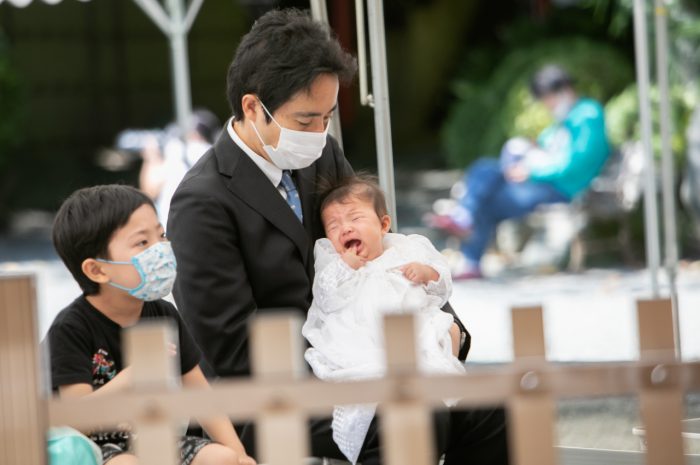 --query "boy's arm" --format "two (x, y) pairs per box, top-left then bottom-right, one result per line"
(181, 365), (253, 462)
(57, 367), (133, 399)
